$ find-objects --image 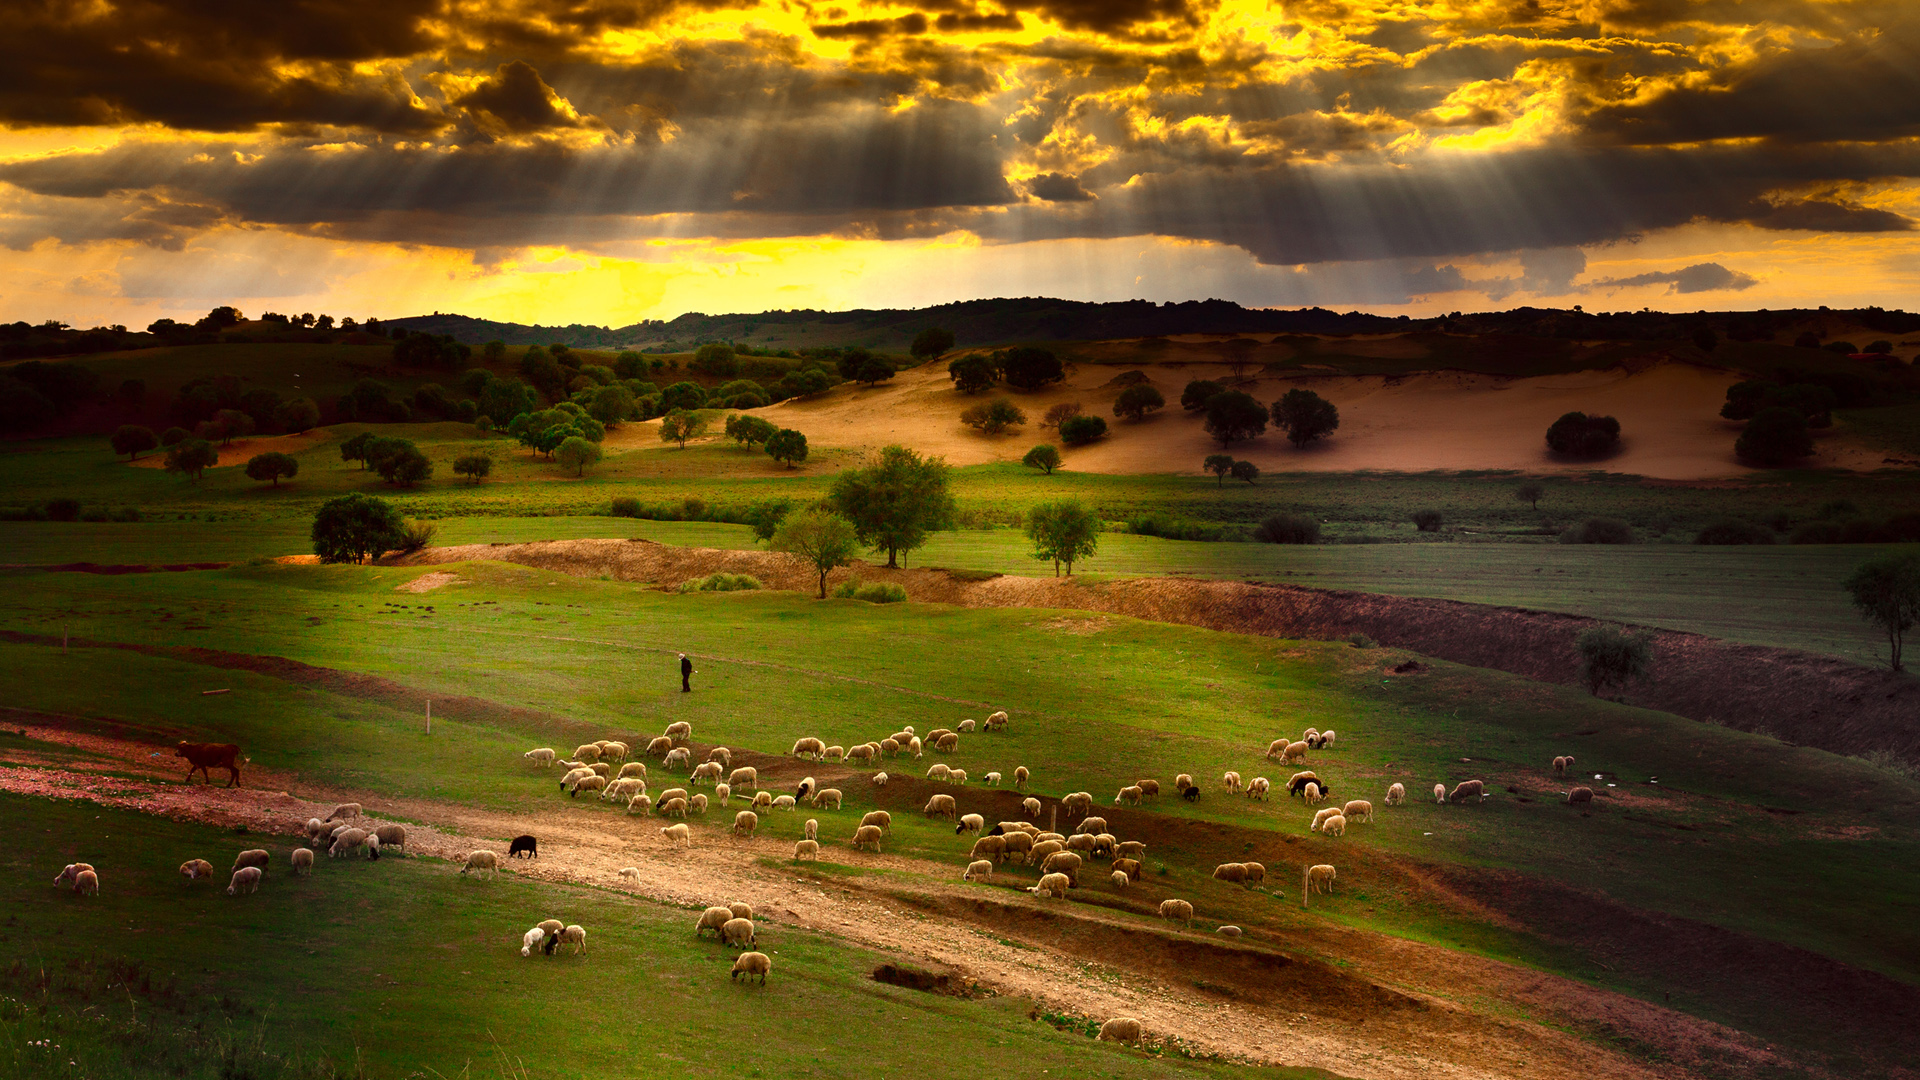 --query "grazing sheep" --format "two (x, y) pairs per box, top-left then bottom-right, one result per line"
(957, 813), (985, 835)
(692, 762), (723, 784)
(965, 860), (994, 882)
(985, 710), (1009, 731)
(1565, 786), (1595, 806)
(731, 951), (771, 984)
(728, 901), (753, 921)
(1243, 862), (1266, 886)
(225, 867), (260, 896)
(509, 835), (538, 859)
(1041, 851), (1083, 883)
(871, 772), (889, 787)
(1304, 727), (1319, 742)
(958, 719), (976, 733)
(524, 748), (556, 767)
(537, 919), (565, 937)
(1022, 797), (1042, 818)
(970, 835), (1008, 863)
(1176, 773), (1196, 794)
(1030, 873), (1070, 899)
(1001, 831), (1034, 857)
(926, 763), (952, 782)
(1282, 741), (1309, 765)
(179, 858), (215, 880)
(732, 811), (759, 837)
(1137, 779), (1160, 800)
(571, 744), (604, 764)
(845, 743), (876, 765)
(1304, 864), (1336, 902)
(983, 771), (1002, 786)
(1265, 739), (1290, 761)
(880, 738), (901, 758)
(1318, 730), (1336, 749)
(794, 839), (820, 860)
(1114, 785), (1144, 806)
(664, 720), (692, 742)
(1061, 792), (1093, 817)
(796, 776), (818, 800)
(824, 745), (845, 762)
(751, 791), (774, 810)
(1158, 899), (1194, 926)
(1026, 840), (1066, 865)
(1098, 1018), (1143, 1046)
(1014, 765), (1029, 788)
(1074, 815), (1108, 836)
(233, 849), (270, 873)
(573, 775), (608, 797)
(589, 763), (613, 778)
(647, 736), (673, 757)
(1213, 862), (1248, 884)
(804, 818), (819, 841)
(1312, 807), (1342, 832)
(1114, 841), (1146, 861)
(728, 766), (758, 791)
(618, 867), (641, 883)
(1301, 781), (1321, 805)
(663, 747), (692, 771)
(1341, 800), (1373, 824)
(850, 825), (884, 852)
(1109, 869), (1131, 889)
(771, 795), (797, 812)
(1090, 834), (1117, 859)
(706, 746), (732, 768)
(1066, 833), (1096, 854)
(1218, 925), (1244, 938)
(1321, 814), (1346, 838)
(552, 925), (587, 956)
(1287, 771), (1321, 797)
(329, 830), (368, 858)
(696, 906), (734, 937)
(860, 810), (892, 833)
(601, 741), (629, 763)
(926, 727), (952, 745)
(660, 823), (693, 848)
(790, 736), (826, 759)
(1385, 782), (1406, 806)
(923, 793), (958, 820)
(1449, 780), (1488, 804)
(371, 824), (407, 853)
(325, 803), (362, 822)
(660, 797), (689, 819)
(604, 777), (648, 802)
(291, 849), (315, 875)
(935, 732), (960, 753)
(1434, 783), (1448, 804)
(1248, 777), (1273, 800)
(303, 817), (326, 843)
(521, 926), (548, 956)
(715, 782), (731, 805)
(1553, 755), (1576, 778)
(328, 822), (355, 841)
(616, 762), (649, 780)
(559, 767), (594, 791)
(626, 794), (653, 816)
(949, 769), (969, 786)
